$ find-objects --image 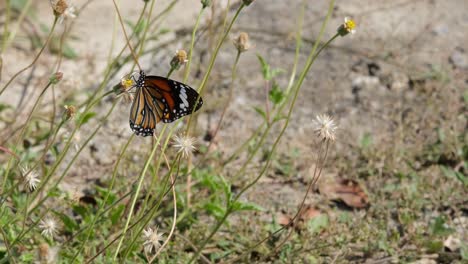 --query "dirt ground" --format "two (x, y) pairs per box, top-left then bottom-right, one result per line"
(1, 0), (467, 262)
